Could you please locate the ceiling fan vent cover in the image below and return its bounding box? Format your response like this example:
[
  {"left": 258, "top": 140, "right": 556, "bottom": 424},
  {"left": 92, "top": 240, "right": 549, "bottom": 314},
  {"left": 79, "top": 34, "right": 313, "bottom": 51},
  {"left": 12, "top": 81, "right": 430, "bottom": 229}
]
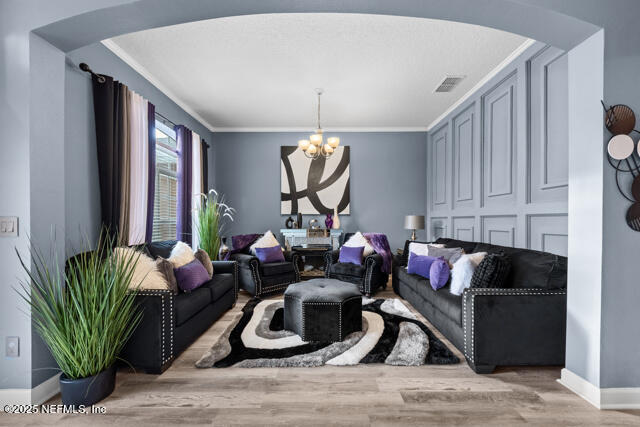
[{"left": 434, "top": 75, "right": 466, "bottom": 93}]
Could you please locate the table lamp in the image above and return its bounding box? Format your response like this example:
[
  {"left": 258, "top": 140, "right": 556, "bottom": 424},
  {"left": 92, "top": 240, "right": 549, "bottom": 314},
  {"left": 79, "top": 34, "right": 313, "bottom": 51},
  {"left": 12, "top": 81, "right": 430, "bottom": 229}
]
[{"left": 404, "top": 215, "right": 425, "bottom": 241}]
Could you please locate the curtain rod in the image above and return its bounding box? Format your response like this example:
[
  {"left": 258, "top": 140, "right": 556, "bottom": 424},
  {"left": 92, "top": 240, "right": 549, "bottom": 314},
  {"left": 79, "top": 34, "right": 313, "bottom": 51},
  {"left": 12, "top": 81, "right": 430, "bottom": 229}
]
[{"left": 80, "top": 62, "right": 210, "bottom": 149}]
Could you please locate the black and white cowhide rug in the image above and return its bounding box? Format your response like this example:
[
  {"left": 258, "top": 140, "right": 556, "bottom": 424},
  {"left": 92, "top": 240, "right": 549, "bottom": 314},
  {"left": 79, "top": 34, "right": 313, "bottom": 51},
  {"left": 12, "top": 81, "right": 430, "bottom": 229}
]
[{"left": 195, "top": 298, "right": 459, "bottom": 368}]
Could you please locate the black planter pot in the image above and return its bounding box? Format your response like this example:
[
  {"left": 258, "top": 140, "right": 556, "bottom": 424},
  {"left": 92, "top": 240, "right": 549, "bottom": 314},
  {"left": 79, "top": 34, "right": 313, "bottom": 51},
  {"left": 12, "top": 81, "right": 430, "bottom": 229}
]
[{"left": 59, "top": 365, "right": 116, "bottom": 406}]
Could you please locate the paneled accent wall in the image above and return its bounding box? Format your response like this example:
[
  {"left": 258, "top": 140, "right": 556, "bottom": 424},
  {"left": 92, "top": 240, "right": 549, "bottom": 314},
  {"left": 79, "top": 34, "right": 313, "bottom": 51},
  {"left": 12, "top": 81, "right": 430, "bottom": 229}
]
[{"left": 426, "top": 43, "right": 568, "bottom": 256}]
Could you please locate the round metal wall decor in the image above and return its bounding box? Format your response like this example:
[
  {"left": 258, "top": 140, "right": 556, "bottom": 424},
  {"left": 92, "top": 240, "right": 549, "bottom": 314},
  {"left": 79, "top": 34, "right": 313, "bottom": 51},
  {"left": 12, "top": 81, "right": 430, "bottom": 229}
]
[
  {"left": 604, "top": 104, "right": 636, "bottom": 135},
  {"left": 632, "top": 175, "right": 640, "bottom": 202},
  {"left": 607, "top": 134, "right": 635, "bottom": 160},
  {"left": 626, "top": 203, "right": 640, "bottom": 231}
]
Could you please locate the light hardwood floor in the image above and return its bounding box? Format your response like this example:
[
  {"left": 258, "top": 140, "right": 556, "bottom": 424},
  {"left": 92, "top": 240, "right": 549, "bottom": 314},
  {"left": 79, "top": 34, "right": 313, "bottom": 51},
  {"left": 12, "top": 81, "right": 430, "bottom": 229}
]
[{"left": 4, "top": 287, "right": 640, "bottom": 426}]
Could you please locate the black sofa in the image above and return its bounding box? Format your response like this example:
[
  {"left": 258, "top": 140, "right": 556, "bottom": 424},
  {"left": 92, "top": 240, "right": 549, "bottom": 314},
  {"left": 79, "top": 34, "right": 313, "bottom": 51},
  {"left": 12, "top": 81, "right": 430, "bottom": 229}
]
[
  {"left": 324, "top": 233, "right": 388, "bottom": 296},
  {"left": 393, "top": 238, "right": 567, "bottom": 374},
  {"left": 228, "top": 237, "right": 300, "bottom": 297},
  {"left": 120, "top": 240, "right": 238, "bottom": 374}
]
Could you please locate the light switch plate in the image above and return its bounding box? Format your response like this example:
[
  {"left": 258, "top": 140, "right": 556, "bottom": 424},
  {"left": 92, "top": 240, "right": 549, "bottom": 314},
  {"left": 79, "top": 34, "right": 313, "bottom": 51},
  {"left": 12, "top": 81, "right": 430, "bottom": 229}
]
[
  {"left": 0, "top": 217, "right": 18, "bottom": 237},
  {"left": 6, "top": 336, "right": 19, "bottom": 357}
]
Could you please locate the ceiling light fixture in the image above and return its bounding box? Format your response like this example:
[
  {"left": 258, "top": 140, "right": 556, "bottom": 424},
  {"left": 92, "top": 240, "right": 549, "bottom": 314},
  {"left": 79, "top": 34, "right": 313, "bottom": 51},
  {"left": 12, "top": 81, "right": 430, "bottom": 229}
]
[{"left": 298, "top": 88, "right": 340, "bottom": 159}]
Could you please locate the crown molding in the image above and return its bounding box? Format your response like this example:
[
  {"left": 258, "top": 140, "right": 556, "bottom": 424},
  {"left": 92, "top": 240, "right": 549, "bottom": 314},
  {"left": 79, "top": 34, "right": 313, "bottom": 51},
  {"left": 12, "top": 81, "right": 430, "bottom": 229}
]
[
  {"left": 426, "top": 38, "right": 536, "bottom": 131},
  {"left": 211, "top": 127, "right": 428, "bottom": 133},
  {"left": 101, "top": 39, "right": 218, "bottom": 132}
]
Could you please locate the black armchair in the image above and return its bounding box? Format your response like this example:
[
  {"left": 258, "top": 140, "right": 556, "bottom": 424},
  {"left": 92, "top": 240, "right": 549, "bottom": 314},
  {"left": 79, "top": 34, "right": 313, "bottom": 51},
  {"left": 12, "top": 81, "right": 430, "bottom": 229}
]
[
  {"left": 323, "top": 234, "right": 388, "bottom": 296},
  {"left": 229, "top": 246, "right": 300, "bottom": 297}
]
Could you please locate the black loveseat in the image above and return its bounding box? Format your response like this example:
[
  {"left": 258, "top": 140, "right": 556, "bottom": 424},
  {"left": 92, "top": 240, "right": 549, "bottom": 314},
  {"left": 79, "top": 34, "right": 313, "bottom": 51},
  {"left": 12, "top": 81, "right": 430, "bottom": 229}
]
[
  {"left": 324, "top": 233, "right": 388, "bottom": 296},
  {"left": 120, "top": 240, "right": 238, "bottom": 373},
  {"left": 393, "top": 238, "right": 567, "bottom": 374},
  {"left": 228, "top": 237, "right": 300, "bottom": 297}
]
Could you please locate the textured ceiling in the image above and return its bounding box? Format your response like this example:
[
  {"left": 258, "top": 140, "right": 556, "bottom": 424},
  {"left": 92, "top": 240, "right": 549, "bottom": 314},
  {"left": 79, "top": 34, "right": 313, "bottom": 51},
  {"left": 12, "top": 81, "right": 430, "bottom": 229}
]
[{"left": 106, "top": 13, "right": 528, "bottom": 131}]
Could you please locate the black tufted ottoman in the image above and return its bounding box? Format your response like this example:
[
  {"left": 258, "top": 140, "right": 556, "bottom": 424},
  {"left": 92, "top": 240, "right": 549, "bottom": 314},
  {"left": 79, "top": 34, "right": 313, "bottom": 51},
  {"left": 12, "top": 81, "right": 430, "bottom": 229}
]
[{"left": 284, "top": 278, "right": 362, "bottom": 342}]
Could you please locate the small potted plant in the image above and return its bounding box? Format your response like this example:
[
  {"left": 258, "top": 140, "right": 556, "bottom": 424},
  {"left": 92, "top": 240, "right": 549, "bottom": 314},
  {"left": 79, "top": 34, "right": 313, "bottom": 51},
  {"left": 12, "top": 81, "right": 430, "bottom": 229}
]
[
  {"left": 195, "top": 189, "right": 235, "bottom": 260},
  {"left": 16, "top": 232, "right": 142, "bottom": 406}
]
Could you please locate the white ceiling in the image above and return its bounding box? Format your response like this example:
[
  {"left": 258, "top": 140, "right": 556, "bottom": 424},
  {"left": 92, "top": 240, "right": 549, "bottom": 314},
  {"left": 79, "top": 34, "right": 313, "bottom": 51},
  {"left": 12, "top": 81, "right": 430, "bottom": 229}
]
[{"left": 105, "top": 13, "right": 528, "bottom": 132}]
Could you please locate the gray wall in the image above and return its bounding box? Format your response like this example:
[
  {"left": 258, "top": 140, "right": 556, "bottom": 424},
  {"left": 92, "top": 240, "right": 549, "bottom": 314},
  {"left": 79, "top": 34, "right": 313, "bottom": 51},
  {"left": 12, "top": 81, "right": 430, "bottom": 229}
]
[
  {"left": 64, "top": 42, "right": 215, "bottom": 251},
  {"left": 213, "top": 132, "right": 426, "bottom": 250},
  {"left": 426, "top": 42, "right": 568, "bottom": 257}
]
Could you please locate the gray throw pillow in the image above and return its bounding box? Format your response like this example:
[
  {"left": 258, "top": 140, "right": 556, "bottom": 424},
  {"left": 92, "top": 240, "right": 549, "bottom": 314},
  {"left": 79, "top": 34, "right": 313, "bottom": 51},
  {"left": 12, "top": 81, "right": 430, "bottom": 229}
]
[
  {"left": 428, "top": 246, "right": 464, "bottom": 266},
  {"left": 156, "top": 257, "right": 179, "bottom": 294},
  {"left": 194, "top": 249, "right": 214, "bottom": 278}
]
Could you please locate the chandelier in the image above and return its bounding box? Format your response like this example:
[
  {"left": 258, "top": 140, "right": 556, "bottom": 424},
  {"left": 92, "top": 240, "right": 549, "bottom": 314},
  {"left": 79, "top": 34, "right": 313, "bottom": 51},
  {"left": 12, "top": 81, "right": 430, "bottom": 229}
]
[{"left": 298, "top": 89, "right": 340, "bottom": 159}]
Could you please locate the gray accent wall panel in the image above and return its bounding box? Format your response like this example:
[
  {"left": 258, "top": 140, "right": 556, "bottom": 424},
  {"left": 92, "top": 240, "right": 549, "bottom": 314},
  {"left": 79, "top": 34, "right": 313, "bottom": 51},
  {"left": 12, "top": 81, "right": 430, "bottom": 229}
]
[
  {"left": 453, "top": 216, "right": 475, "bottom": 241},
  {"left": 427, "top": 42, "right": 568, "bottom": 256},
  {"left": 452, "top": 105, "right": 475, "bottom": 210},
  {"left": 430, "top": 125, "right": 448, "bottom": 211},
  {"left": 529, "top": 46, "right": 569, "bottom": 204},
  {"left": 527, "top": 214, "right": 568, "bottom": 256},
  {"left": 482, "top": 72, "right": 517, "bottom": 207}
]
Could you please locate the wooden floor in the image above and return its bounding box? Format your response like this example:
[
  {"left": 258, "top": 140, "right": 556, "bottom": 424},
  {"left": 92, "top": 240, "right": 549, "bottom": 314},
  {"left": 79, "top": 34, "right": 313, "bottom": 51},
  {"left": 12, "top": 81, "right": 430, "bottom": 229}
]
[{"left": 5, "top": 288, "right": 640, "bottom": 426}]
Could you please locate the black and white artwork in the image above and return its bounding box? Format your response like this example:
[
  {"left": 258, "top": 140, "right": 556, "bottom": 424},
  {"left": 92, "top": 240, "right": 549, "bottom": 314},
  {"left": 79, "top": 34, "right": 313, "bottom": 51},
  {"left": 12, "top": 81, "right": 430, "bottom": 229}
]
[{"left": 280, "top": 146, "right": 350, "bottom": 215}]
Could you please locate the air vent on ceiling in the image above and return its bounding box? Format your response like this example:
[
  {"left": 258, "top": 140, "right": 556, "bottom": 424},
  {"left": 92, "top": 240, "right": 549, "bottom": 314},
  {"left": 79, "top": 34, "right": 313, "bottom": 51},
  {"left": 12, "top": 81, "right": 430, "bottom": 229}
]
[{"left": 434, "top": 75, "right": 466, "bottom": 93}]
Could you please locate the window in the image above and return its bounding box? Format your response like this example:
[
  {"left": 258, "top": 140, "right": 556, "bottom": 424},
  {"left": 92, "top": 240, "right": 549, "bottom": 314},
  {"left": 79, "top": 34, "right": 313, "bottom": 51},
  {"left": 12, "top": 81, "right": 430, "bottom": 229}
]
[{"left": 152, "top": 118, "right": 178, "bottom": 241}]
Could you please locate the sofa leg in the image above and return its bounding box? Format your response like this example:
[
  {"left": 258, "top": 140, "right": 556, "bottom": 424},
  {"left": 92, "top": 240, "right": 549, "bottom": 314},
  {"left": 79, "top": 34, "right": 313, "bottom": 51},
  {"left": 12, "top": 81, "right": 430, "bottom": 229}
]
[{"left": 467, "top": 360, "right": 496, "bottom": 374}]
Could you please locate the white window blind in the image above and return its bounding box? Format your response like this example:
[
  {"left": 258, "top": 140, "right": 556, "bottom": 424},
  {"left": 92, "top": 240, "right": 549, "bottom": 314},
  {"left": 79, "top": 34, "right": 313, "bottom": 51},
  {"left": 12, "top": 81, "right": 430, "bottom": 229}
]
[{"left": 152, "top": 119, "right": 178, "bottom": 241}]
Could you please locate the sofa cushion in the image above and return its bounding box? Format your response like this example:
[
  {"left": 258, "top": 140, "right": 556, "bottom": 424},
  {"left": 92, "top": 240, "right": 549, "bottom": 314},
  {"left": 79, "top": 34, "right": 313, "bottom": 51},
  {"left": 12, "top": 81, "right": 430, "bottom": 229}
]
[
  {"left": 470, "top": 252, "right": 512, "bottom": 289},
  {"left": 435, "top": 238, "right": 478, "bottom": 255},
  {"left": 474, "top": 242, "right": 567, "bottom": 289},
  {"left": 260, "top": 261, "right": 294, "bottom": 276},
  {"left": 331, "top": 262, "right": 366, "bottom": 277},
  {"left": 175, "top": 286, "right": 212, "bottom": 326},
  {"left": 202, "top": 273, "right": 235, "bottom": 301},
  {"left": 146, "top": 240, "right": 178, "bottom": 259},
  {"left": 396, "top": 268, "right": 462, "bottom": 325}
]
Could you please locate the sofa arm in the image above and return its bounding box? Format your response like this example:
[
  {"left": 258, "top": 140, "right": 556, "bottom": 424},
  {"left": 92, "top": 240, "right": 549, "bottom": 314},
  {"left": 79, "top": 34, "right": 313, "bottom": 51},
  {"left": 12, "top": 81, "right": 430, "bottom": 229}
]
[
  {"left": 229, "top": 252, "right": 259, "bottom": 269},
  {"left": 212, "top": 260, "right": 239, "bottom": 300},
  {"left": 324, "top": 250, "right": 340, "bottom": 277},
  {"left": 462, "top": 288, "right": 567, "bottom": 373},
  {"left": 363, "top": 253, "right": 388, "bottom": 295},
  {"left": 121, "top": 289, "right": 174, "bottom": 374},
  {"left": 283, "top": 250, "right": 299, "bottom": 263}
]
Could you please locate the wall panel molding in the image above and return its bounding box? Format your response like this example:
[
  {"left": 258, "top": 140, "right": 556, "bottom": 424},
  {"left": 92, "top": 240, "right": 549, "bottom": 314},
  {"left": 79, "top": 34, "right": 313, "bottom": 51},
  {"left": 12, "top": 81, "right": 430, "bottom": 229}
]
[
  {"left": 427, "top": 42, "right": 568, "bottom": 256},
  {"left": 452, "top": 104, "right": 475, "bottom": 210},
  {"left": 482, "top": 71, "right": 517, "bottom": 207},
  {"left": 528, "top": 45, "right": 569, "bottom": 204},
  {"left": 430, "top": 124, "right": 449, "bottom": 211}
]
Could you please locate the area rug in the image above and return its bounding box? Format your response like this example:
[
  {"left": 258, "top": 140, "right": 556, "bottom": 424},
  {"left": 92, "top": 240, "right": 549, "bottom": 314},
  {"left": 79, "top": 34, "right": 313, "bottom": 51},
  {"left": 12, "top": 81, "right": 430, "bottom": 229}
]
[{"left": 195, "top": 297, "right": 459, "bottom": 368}]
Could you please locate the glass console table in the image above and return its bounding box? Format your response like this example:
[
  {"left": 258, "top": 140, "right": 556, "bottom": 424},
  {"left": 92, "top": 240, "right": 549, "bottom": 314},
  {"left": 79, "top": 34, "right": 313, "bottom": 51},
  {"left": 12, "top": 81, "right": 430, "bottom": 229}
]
[{"left": 280, "top": 229, "right": 343, "bottom": 280}]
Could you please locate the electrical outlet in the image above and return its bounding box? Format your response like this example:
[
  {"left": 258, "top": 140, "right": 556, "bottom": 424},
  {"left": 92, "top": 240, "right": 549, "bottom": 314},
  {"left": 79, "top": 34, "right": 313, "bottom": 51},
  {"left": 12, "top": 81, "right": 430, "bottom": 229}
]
[
  {"left": 6, "top": 336, "right": 19, "bottom": 357},
  {"left": 0, "top": 217, "right": 18, "bottom": 237}
]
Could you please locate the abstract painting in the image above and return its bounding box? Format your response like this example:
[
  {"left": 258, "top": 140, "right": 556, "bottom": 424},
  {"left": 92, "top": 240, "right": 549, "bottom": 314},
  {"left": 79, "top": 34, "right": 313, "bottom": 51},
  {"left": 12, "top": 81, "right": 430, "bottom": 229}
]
[{"left": 280, "top": 146, "right": 350, "bottom": 215}]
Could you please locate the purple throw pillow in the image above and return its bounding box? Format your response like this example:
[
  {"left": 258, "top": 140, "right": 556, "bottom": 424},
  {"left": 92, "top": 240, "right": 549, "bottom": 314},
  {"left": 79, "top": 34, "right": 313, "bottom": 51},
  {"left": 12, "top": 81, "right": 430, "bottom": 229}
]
[
  {"left": 429, "top": 258, "right": 451, "bottom": 290},
  {"left": 407, "top": 253, "right": 440, "bottom": 279},
  {"left": 339, "top": 246, "right": 365, "bottom": 265},
  {"left": 174, "top": 259, "right": 211, "bottom": 292},
  {"left": 255, "top": 245, "right": 285, "bottom": 263}
]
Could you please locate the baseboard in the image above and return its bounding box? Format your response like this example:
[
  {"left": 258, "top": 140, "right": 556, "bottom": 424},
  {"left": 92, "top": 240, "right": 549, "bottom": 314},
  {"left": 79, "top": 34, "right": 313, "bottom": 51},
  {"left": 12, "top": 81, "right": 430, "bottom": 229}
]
[
  {"left": 0, "top": 374, "right": 60, "bottom": 407},
  {"left": 32, "top": 373, "right": 61, "bottom": 404},
  {"left": 558, "top": 368, "right": 640, "bottom": 409}
]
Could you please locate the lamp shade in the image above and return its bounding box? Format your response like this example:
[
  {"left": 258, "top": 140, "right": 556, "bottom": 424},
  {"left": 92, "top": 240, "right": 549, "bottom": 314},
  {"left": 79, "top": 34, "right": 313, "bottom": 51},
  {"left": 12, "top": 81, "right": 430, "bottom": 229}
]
[{"left": 404, "top": 215, "right": 425, "bottom": 230}]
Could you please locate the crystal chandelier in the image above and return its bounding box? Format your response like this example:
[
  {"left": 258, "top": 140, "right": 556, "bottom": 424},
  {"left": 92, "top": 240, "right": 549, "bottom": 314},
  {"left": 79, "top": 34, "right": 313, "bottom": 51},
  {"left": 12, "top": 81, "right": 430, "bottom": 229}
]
[{"left": 298, "top": 89, "right": 340, "bottom": 159}]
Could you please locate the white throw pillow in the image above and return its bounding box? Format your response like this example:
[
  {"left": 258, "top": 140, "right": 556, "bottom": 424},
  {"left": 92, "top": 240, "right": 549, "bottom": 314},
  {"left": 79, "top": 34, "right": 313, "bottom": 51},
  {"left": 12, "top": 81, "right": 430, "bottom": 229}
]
[
  {"left": 449, "top": 252, "right": 487, "bottom": 296},
  {"left": 169, "top": 241, "right": 195, "bottom": 268},
  {"left": 344, "top": 232, "right": 375, "bottom": 257},
  {"left": 250, "top": 230, "right": 282, "bottom": 255},
  {"left": 407, "top": 242, "right": 444, "bottom": 264},
  {"left": 115, "top": 247, "right": 170, "bottom": 291}
]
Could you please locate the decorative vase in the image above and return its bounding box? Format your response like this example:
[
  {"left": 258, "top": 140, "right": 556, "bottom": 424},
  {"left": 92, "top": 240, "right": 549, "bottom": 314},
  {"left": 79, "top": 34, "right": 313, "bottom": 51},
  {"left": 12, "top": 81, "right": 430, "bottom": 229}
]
[
  {"left": 285, "top": 216, "right": 294, "bottom": 229},
  {"left": 296, "top": 212, "right": 303, "bottom": 229},
  {"left": 59, "top": 365, "right": 116, "bottom": 406},
  {"left": 218, "top": 237, "right": 230, "bottom": 260},
  {"left": 325, "top": 213, "right": 333, "bottom": 229},
  {"left": 332, "top": 207, "right": 340, "bottom": 230}
]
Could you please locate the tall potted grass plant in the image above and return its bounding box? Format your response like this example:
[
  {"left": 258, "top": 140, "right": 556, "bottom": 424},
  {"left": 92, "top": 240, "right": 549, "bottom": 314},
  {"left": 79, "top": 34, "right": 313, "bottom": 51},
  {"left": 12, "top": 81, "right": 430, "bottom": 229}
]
[
  {"left": 16, "top": 232, "right": 142, "bottom": 406},
  {"left": 195, "top": 189, "right": 235, "bottom": 260}
]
